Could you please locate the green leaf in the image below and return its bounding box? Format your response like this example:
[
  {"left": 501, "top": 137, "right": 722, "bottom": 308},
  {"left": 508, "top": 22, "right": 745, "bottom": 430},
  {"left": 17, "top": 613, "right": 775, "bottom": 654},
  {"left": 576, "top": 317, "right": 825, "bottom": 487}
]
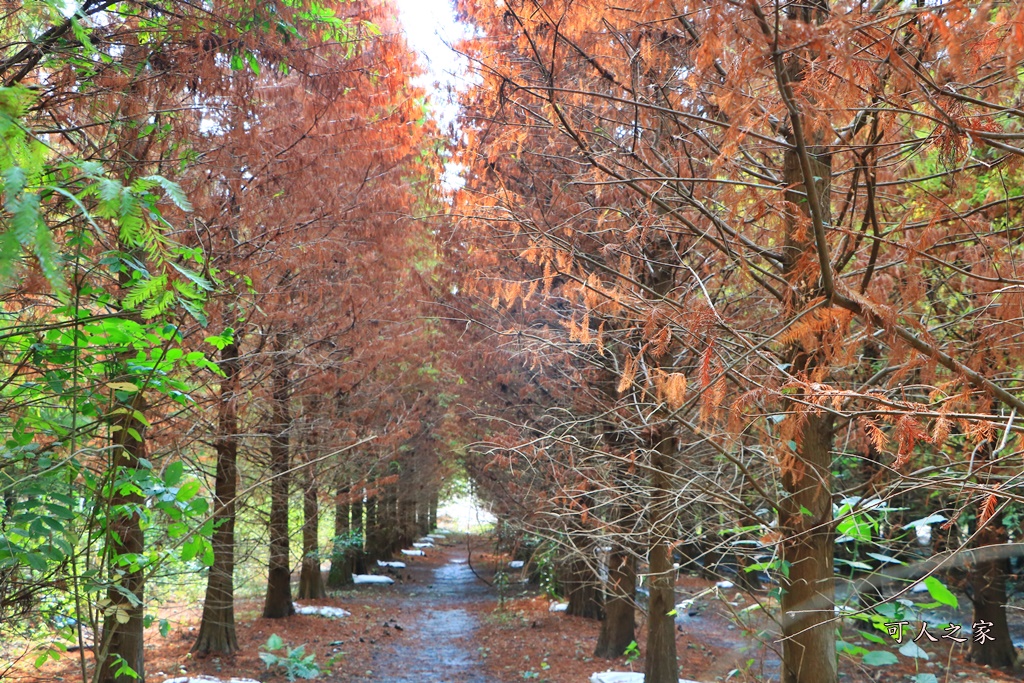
[
  {"left": 836, "top": 640, "right": 868, "bottom": 657},
  {"left": 898, "top": 641, "right": 929, "bottom": 660},
  {"left": 862, "top": 650, "right": 898, "bottom": 666},
  {"left": 3, "top": 166, "right": 27, "bottom": 197},
  {"left": 180, "top": 536, "right": 202, "bottom": 562},
  {"left": 175, "top": 479, "right": 201, "bottom": 502},
  {"left": 169, "top": 261, "right": 211, "bottom": 291},
  {"left": 205, "top": 328, "right": 234, "bottom": 350},
  {"left": 901, "top": 514, "right": 945, "bottom": 529},
  {"left": 140, "top": 175, "right": 193, "bottom": 212},
  {"left": 163, "top": 461, "right": 184, "bottom": 487},
  {"left": 10, "top": 191, "right": 41, "bottom": 246},
  {"left": 837, "top": 514, "right": 873, "bottom": 542},
  {"left": 834, "top": 558, "right": 872, "bottom": 570},
  {"left": 24, "top": 552, "right": 48, "bottom": 571},
  {"left": 246, "top": 51, "right": 261, "bottom": 76},
  {"left": 923, "top": 576, "right": 958, "bottom": 608}
]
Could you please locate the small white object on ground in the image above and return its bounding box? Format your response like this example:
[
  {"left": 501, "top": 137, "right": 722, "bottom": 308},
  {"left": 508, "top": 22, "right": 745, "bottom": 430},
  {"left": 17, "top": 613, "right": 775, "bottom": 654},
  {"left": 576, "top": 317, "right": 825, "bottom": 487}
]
[
  {"left": 911, "top": 582, "right": 929, "bottom": 593},
  {"left": 353, "top": 574, "right": 395, "bottom": 584},
  {"left": 549, "top": 602, "right": 568, "bottom": 612},
  {"left": 509, "top": 560, "right": 525, "bottom": 569},
  {"left": 294, "top": 604, "right": 351, "bottom": 618},
  {"left": 377, "top": 560, "right": 406, "bottom": 568},
  {"left": 163, "top": 678, "right": 261, "bottom": 683},
  {"left": 589, "top": 673, "right": 703, "bottom": 683},
  {"left": 401, "top": 549, "right": 426, "bottom": 556},
  {"left": 412, "top": 542, "right": 434, "bottom": 548},
  {"left": 715, "top": 580, "right": 734, "bottom": 589},
  {"left": 427, "top": 533, "right": 447, "bottom": 540}
]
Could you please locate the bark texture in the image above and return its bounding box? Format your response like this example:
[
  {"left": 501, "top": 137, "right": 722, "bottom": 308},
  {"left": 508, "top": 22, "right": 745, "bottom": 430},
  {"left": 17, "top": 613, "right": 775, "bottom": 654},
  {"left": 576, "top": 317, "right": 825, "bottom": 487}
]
[
  {"left": 298, "top": 464, "right": 326, "bottom": 599},
  {"left": 644, "top": 434, "right": 678, "bottom": 683},
  {"left": 263, "top": 332, "right": 295, "bottom": 619},
  {"left": 594, "top": 549, "right": 636, "bottom": 659},
  {"left": 327, "top": 488, "right": 353, "bottom": 589},
  {"left": 96, "top": 392, "right": 147, "bottom": 683},
  {"left": 564, "top": 554, "right": 604, "bottom": 620},
  {"left": 193, "top": 336, "right": 241, "bottom": 654}
]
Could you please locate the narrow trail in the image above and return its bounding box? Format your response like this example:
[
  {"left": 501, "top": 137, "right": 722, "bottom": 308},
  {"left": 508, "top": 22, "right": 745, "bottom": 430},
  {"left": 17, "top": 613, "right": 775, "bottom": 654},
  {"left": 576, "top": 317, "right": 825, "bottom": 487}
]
[{"left": 368, "top": 536, "right": 494, "bottom": 682}]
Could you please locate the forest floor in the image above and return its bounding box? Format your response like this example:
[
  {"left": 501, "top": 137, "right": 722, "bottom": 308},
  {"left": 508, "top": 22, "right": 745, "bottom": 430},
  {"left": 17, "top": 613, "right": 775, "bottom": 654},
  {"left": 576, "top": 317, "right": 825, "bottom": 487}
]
[{"left": 10, "top": 531, "right": 1024, "bottom": 682}]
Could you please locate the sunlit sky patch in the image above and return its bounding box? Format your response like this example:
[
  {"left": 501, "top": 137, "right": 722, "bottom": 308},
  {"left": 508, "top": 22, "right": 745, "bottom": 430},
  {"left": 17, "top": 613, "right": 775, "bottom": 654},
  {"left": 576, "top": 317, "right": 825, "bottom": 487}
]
[{"left": 394, "top": 0, "right": 470, "bottom": 129}]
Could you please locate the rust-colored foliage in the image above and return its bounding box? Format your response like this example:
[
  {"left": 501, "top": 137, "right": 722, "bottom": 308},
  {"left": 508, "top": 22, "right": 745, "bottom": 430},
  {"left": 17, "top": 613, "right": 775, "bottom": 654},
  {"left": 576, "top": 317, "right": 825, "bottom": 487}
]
[{"left": 452, "top": 0, "right": 1024, "bottom": 679}]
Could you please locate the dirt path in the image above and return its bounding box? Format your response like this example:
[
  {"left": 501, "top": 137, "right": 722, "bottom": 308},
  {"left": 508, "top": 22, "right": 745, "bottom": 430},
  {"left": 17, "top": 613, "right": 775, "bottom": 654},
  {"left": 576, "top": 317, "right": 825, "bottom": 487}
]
[{"left": 365, "top": 536, "right": 495, "bottom": 682}]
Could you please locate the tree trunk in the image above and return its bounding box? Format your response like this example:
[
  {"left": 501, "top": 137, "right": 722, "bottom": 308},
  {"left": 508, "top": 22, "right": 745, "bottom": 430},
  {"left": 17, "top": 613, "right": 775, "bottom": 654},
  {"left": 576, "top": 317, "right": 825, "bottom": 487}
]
[
  {"left": 428, "top": 491, "right": 438, "bottom": 531},
  {"left": 780, "top": 413, "right": 836, "bottom": 683},
  {"left": 355, "top": 495, "right": 370, "bottom": 574},
  {"left": 367, "top": 489, "right": 398, "bottom": 560},
  {"left": 193, "top": 335, "right": 241, "bottom": 654},
  {"left": 263, "top": 332, "right": 294, "bottom": 619},
  {"left": 776, "top": 6, "right": 838, "bottom": 673},
  {"left": 95, "top": 392, "right": 147, "bottom": 683},
  {"left": 298, "top": 464, "right": 325, "bottom": 599},
  {"left": 398, "top": 496, "right": 415, "bottom": 547},
  {"left": 364, "top": 496, "right": 381, "bottom": 562},
  {"left": 565, "top": 554, "right": 604, "bottom": 620},
  {"left": 594, "top": 549, "right": 636, "bottom": 658},
  {"left": 967, "top": 525, "right": 1018, "bottom": 669},
  {"left": 644, "top": 433, "right": 678, "bottom": 683},
  {"left": 352, "top": 493, "right": 364, "bottom": 536},
  {"left": 327, "top": 486, "right": 352, "bottom": 589},
  {"left": 966, "top": 440, "right": 1018, "bottom": 671}
]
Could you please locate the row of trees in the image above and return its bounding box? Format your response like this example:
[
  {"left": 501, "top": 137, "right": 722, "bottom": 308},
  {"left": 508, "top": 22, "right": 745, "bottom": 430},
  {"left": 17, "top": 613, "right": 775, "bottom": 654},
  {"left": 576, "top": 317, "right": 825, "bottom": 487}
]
[
  {"left": 451, "top": 1, "right": 1024, "bottom": 682},
  {"left": 0, "top": 1, "right": 461, "bottom": 681}
]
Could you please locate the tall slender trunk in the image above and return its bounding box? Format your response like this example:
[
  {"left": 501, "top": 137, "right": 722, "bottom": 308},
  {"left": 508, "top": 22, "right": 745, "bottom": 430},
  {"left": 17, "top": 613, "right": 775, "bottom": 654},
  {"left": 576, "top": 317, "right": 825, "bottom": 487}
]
[
  {"left": 644, "top": 433, "right": 678, "bottom": 683},
  {"left": 364, "top": 495, "right": 380, "bottom": 560},
  {"left": 352, "top": 493, "right": 363, "bottom": 537},
  {"left": 967, "top": 525, "right": 1017, "bottom": 668},
  {"left": 564, "top": 551, "right": 604, "bottom": 620},
  {"left": 354, "top": 494, "right": 369, "bottom": 574},
  {"left": 263, "top": 332, "right": 294, "bottom": 618},
  {"left": 96, "top": 393, "right": 147, "bottom": 683},
  {"left": 775, "top": 4, "right": 837, "bottom": 674},
  {"left": 96, "top": 48, "right": 151, "bottom": 682},
  {"left": 427, "top": 491, "right": 438, "bottom": 531},
  {"left": 967, "top": 440, "right": 1018, "bottom": 669},
  {"left": 327, "top": 484, "right": 352, "bottom": 589},
  {"left": 398, "top": 496, "right": 415, "bottom": 547},
  {"left": 367, "top": 488, "right": 397, "bottom": 560},
  {"left": 298, "top": 463, "right": 325, "bottom": 599},
  {"left": 594, "top": 548, "right": 636, "bottom": 658},
  {"left": 779, "top": 414, "right": 835, "bottom": 683},
  {"left": 193, "top": 335, "right": 241, "bottom": 654}
]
